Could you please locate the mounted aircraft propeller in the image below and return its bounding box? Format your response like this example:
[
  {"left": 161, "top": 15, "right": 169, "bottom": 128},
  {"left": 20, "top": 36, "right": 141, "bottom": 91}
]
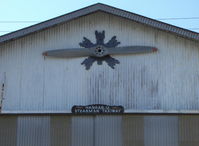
[{"left": 43, "top": 30, "right": 158, "bottom": 70}]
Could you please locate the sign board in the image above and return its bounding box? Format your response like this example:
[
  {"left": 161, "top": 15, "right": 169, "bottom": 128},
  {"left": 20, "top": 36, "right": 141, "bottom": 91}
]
[{"left": 72, "top": 104, "right": 124, "bottom": 114}]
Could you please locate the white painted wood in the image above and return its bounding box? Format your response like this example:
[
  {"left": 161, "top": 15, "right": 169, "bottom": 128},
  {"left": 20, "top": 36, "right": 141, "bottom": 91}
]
[{"left": 0, "top": 12, "right": 199, "bottom": 113}]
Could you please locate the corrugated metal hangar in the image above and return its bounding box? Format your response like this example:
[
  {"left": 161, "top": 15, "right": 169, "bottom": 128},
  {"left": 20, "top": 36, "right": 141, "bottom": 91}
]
[{"left": 0, "top": 3, "right": 199, "bottom": 146}]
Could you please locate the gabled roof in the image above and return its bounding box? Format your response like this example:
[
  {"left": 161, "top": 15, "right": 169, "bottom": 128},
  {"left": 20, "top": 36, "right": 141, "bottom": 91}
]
[{"left": 0, "top": 3, "right": 199, "bottom": 44}]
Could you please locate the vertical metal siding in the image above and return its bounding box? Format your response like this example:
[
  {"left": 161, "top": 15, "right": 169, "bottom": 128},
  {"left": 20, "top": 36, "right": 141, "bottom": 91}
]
[
  {"left": 144, "top": 116, "right": 178, "bottom": 146},
  {"left": 71, "top": 116, "right": 94, "bottom": 146},
  {"left": 95, "top": 116, "right": 122, "bottom": 146},
  {"left": 19, "top": 35, "right": 45, "bottom": 111},
  {"left": 0, "top": 41, "right": 22, "bottom": 112},
  {"left": 179, "top": 116, "right": 199, "bottom": 146},
  {"left": 1, "top": 115, "right": 199, "bottom": 145},
  {"left": 50, "top": 116, "right": 71, "bottom": 146},
  {"left": 122, "top": 116, "right": 144, "bottom": 146},
  {"left": 17, "top": 116, "right": 50, "bottom": 146},
  {"left": 0, "top": 115, "right": 17, "bottom": 146},
  {"left": 0, "top": 12, "right": 199, "bottom": 113}
]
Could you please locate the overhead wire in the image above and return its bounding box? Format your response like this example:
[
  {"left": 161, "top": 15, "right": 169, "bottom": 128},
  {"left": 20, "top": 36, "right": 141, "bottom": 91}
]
[
  {"left": 157, "top": 17, "right": 199, "bottom": 20},
  {"left": 0, "top": 21, "right": 41, "bottom": 23},
  {"left": 0, "top": 17, "right": 198, "bottom": 23},
  {"left": 0, "top": 17, "right": 198, "bottom": 33}
]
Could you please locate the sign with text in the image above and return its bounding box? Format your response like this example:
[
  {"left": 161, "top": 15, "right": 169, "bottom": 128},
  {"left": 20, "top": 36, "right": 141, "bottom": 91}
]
[{"left": 72, "top": 104, "right": 124, "bottom": 114}]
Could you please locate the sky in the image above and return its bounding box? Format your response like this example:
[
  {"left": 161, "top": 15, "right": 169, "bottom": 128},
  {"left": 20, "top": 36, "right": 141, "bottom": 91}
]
[{"left": 0, "top": 0, "right": 199, "bottom": 36}]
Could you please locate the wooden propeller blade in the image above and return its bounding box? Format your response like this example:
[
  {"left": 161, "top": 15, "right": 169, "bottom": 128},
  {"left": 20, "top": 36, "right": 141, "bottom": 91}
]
[
  {"left": 43, "top": 48, "right": 92, "bottom": 58},
  {"left": 108, "top": 46, "right": 157, "bottom": 55},
  {"left": 43, "top": 46, "right": 157, "bottom": 58}
]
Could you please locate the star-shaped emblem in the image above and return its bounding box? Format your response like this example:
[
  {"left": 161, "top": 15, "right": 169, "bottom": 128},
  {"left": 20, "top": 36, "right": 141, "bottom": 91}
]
[{"left": 79, "top": 31, "right": 120, "bottom": 70}]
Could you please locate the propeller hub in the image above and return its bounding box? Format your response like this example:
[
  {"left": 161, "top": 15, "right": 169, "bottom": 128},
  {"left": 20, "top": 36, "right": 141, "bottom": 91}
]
[{"left": 91, "top": 45, "right": 108, "bottom": 57}]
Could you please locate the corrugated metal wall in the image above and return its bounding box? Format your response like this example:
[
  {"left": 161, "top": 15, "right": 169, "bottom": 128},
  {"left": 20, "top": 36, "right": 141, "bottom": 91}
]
[
  {"left": 17, "top": 116, "right": 50, "bottom": 146},
  {"left": 71, "top": 116, "right": 94, "bottom": 146},
  {"left": 0, "top": 12, "right": 199, "bottom": 113},
  {"left": 51, "top": 116, "right": 71, "bottom": 146},
  {"left": 0, "top": 115, "right": 199, "bottom": 146},
  {"left": 0, "top": 116, "right": 17, "bottom": 146}
]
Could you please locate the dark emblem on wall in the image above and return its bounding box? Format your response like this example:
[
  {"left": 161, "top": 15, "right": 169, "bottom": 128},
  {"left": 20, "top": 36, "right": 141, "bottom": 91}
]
[
  {"left": 43, "top": 30, "right": 157, "bottom": 70},
  {"left": 79, "top": 31, "right": 120, "bottom": 69},
  {"left": 72, "top": 104, "right": 124, "bottom": 114}
]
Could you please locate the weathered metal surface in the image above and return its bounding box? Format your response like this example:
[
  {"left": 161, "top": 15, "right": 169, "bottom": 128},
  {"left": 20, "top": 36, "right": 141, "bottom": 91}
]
[
  {"left": 0, "top": 115, "right": 199, "bottom": 146},
  {"left": 50, "top": 116, "right": 71, "bottom": 146},
  {"left": 0, "top": 3, "right": 198, "bottom": 44},
  {"left": 95, "top": 116, "right": 122, "bottom": 146},
  {"left": 0, "top": 72, "right": 6, "bottom": 112},
  {"left": 0, "top": 115, "right": 17, "bottom": 146},
  {"left": 0, "top": 115, "right": 71, "bottom": 146},
  {"left": 122, "top": 116, "right": 144, "bottom": 146},
  {"left": 17, "top": 116, "right": 50, "bottom": 146},
  {"left": 144, "top": 116, "right": 178, "bottom": 146},
  {"left": 71, "top": 116, "right": 94, "bottom": 146},
  {"left": 179, "top": 116, "right": 199, "bottom": 146},
  {"left": 0, "top": 12, "right": 199, "bottom": 113}
]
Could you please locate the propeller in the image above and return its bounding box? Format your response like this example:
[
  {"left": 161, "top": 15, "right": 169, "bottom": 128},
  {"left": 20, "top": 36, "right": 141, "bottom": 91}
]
[
  {"left": 42, "top": 30, "right": 158, "bottom": 70},
  {"left": 43, "top": 46, "right": 157, "bottom": 58}
]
